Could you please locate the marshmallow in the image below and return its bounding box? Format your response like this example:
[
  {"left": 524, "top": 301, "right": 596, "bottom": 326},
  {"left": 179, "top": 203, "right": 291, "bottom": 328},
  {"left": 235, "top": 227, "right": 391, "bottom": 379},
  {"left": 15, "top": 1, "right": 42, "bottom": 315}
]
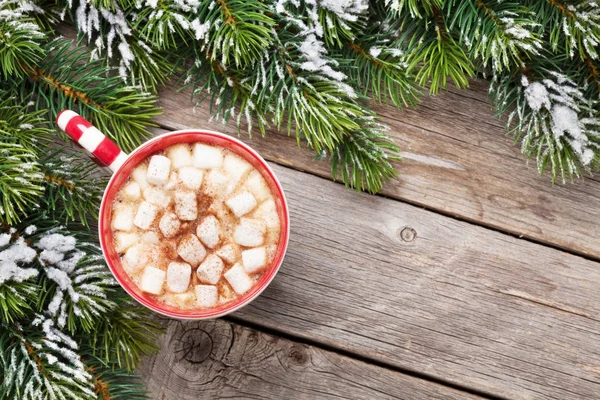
[
  {"left": 176, "top": 234, "right": 206, "bottom": 266},
  {"left": 146, "top": 155, "right": 171, "bottom": 186},
  {"left": 196, "top": 215, "right": 220, "bottom": 248},
  {"left": 164, "top": 171, "right": 178, "bottom": 190},
  {"left": 244, "top": 171, "right": 271, "bottom": 202},
  {"left": 223, "top": 154, "right": 252, "bottom": 183},
  {"left": 166, "top": 144, "right": 192, "bottom": 169},
  {"left": 122, "top": 181, "right": 141, "bottom": 201},
  {"left": 143, "top": 187, "right": 171, "bottom": 208},
  {"left": 141, "top": 231, "right": 160, "bottom": 244},
  {"left": 253, "top": 199, "right": 280, "bottom": 230},
  {"left": 226, "top": 191, "right": 257, "bottom": 217},
  {"left": 133, "top": 201, "right": 159, "bottom": 230},
  {"left": 196, "top": 254, "right": 224, "bottom": 284},
  {"left": 241, "top": 247, "right": 267, "bottom": 274},
  {"left": 233, "top": 218, "right": 266, "bottom": 247},
  {"left": 122, "top": 244, "right": 147, "bottom": 272},
  {"left": 178, "top": 167, "right": 204, "bottom": 190},
  {"left": 131, "top": 165, "right": 150, "bottom": 189},
  {"left": 204, "top": 170, "right": 228, "bottom": 195},
  {"left": 166, "top": 262, "right": 191, "bottom": 293},
  {"left": 216, "top": 243, "right": 239, "bottom": 264},
  {"left": 114, "top": 232, "right": 139, "bottom": 253},
  {"left": 195, "top": 285, "right": 218, "bottom": 308},
  {"left": 159, "top": 213, "right": 181, "bottom": 238},
  {"left": 140, "top": 265, "right": 166, "bottom": 294},
  {"left": 224, "top": 264, "right": 253, "bottom": 295},
  {"left": 193, "top": 144, "right": 223, "bottom": 168},
  {"left": 174, "top": 191, "right": 197, "bottom": 221},
  {"left": 112, "top": 205, "right": 135, "bottom": 231}
]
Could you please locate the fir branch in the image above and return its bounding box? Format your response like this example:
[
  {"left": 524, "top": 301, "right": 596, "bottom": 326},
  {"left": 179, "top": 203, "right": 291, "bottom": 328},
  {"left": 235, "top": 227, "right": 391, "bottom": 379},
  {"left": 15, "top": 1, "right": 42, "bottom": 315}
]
[
  {"left": 0, "top": 0, "right": 45, "bottom": 80},
  {"left": 23, "top": 38, "right": 161, "bottom": 153},
  {"left": 446, "top": 0, "right": 542, "bottom": 72},
  {"left": 490, "top": 67, "right": 600, "bottom": 182},
  {"left": 399, "top": 6, "right": 475, "bottom": 93},
  {"left": 39, "top": 151, "right": 107, "bottom": 226}
]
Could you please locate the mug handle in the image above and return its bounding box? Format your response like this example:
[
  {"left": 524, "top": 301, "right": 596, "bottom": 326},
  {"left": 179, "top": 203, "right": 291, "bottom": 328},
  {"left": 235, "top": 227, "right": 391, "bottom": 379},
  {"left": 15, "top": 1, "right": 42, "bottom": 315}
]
[{"left": 56, "top": 110, "right": 129, "bottom": 173}]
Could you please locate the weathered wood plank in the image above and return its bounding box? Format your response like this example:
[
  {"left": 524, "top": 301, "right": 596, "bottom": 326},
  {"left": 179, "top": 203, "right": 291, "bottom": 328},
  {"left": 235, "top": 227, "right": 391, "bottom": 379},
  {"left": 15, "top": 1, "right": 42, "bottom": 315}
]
[
  {"left": 155, "top": 82, "right": 600, "bottom": 259},
  {"left": 215, "top": 163, "right": 600, "bottom": 400},
  {"left": 137, "top": 318, "right": 481, "bottom": 399}
]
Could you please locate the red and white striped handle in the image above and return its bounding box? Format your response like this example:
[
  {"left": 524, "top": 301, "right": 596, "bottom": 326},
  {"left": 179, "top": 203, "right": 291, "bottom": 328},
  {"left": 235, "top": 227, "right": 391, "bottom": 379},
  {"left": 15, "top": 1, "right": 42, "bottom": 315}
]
[{"left": 56, "top": 110, "right": 128, "bottom": 172}]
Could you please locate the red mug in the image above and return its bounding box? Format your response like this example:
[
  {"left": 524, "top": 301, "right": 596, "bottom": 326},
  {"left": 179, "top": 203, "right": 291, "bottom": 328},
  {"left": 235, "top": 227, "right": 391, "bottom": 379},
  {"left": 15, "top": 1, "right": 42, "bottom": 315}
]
[{"left": 56, "top": 110, "right": 289, "bottom": 319}]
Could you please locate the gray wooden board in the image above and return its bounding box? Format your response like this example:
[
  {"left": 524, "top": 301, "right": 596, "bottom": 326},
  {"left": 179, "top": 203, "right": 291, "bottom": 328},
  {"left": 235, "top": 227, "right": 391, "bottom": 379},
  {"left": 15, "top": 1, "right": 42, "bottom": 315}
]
[
  {"left": 137, "top": 318, "right": 482, "bottom": 399},
  {"left": 218, "top": 163, "right": 599, "bottom": 400},
  {"left": 155, "top": 82, "right": 600, "bottom": 260}
]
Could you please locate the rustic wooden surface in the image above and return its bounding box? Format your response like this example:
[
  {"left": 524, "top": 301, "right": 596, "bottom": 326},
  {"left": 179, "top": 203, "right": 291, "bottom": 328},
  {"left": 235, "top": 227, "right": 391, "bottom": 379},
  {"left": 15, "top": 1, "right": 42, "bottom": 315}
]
[
  {"left": 155, "top": 81, "right": 600, "bottom": 260},
  {"left": 138, "top": 318, "right": 481, "bottom": 399},
  {"left": 135, "top": 81, "right": 600, "bottom": 399}
]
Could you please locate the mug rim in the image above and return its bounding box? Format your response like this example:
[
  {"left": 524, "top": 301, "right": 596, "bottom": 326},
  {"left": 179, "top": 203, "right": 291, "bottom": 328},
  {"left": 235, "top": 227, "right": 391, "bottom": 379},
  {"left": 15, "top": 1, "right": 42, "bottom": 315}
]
[{"left": 98, "top": 129, "right": 290, "bottom": 319}]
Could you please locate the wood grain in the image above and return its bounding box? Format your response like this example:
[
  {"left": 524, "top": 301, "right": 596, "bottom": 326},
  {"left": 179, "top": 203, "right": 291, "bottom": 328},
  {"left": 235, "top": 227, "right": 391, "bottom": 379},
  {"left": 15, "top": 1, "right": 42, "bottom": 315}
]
[
  {"left": 137, "top": 318, "right": 481, "bottom": 399},
  {"left": 216, "top": 163, "right": 600, "bottom": 400},
  {"left": 155, "top": 82, "right": 600, "bottom": 260}
]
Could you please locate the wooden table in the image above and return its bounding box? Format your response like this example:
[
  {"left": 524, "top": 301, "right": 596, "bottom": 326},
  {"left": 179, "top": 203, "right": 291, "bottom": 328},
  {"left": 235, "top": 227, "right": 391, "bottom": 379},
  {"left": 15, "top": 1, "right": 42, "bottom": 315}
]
[{"left": 137, "top": 80, "right": 600, "bottom": 399}]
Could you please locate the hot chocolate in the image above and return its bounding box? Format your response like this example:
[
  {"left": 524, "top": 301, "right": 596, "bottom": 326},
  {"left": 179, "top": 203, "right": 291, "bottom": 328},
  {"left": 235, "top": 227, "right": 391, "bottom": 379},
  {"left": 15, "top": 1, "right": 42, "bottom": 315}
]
[{"left": 110, "top": 142, "right": 281, "bottom": 310}]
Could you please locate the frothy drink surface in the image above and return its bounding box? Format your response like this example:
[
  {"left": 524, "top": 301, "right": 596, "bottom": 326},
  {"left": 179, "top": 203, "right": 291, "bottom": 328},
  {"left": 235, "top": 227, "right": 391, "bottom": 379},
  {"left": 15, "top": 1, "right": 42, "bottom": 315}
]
[{"left": 111, "top": 143, "right": 281, "bottom": 310}]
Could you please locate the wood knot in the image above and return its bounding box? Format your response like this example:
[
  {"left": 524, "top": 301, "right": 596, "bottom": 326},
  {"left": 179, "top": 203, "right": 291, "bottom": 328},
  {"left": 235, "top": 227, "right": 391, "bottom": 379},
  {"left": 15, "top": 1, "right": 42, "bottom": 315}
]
[
  {"left": 287, "top": 344, "right": 309, "bottom": 367},
  {"left": 398, "top": 227, "right": 417, "bottom": 242},
  {"left": 173, "top": 328, "right": 213, "bottom": 364}
]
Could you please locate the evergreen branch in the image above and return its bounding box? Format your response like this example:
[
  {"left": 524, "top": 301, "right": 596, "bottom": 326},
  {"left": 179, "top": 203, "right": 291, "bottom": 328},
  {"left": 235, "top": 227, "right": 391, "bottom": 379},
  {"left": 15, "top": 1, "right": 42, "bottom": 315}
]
[
  {"left": 384, "top": 0, "right": 443, "bottom": 18},
  {"left": 200, "top": 0, "right": 275, "bottom": 68},
  {"left": 0, "top": 0, "right": 45, "bottom": 80},
  {"left": 0, "top": 281, "right": 36, "bottom": 323},
  {"left": 87, "top": 299, "right": 161, "bottom": 371},
  {"left": 39, "top": 151, "right": 107, "bottom": 226},
  {"left": 399, "top": 6, "right": 475, "bottom": 93},
  {"left": 490, "top": 67, "right": 600, "bottom": 182},
  {"left": 23, "top": 38, "right": 161, "bottom": 153},
  {"left": 446, "top": 0, "right": 542, "bottom": 72}
]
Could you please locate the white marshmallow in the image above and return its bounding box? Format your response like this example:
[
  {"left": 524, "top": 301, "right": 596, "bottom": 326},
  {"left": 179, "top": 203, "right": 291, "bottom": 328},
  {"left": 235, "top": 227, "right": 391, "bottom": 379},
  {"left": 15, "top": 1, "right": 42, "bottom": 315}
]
[
  {"left": 254, "top": 199, "right": 280, "bottom": 230},
  {"left": 141, "top": 231, "right": 160, "bottom": 244},
  {"left": 193, "top": 144, "right": 223, "bottom": 168},
  {"left": 223, "top": 154, "right": 252, "bottom": 183},
  {"left": 196, "top": 254, "right": 224, "bottom": 284},
  {"left": 224, "top": 264, "right": 253, "bottom": 295},
  {"left": 131, "top": 165, "right": 150, "bottom": 189},
  {"left": 146, "top": 155, "right": 171, "bottom": 186},
  {"left": 174, "top": 191, "right": 197, "bottom": 221},
  {"left": 177, "top": 234, "right": 206, "bottom": 266},
  {"left": 122, "top": 244, "right": 147, "bottom": 272},
  {"left": 244, "top": 171, "right": 271, "bottom": 202},
  {"left": 216, "top": 243, "right": 239, "bottom": 264},
  {"left": 112, "top": 205, "right": 135, "bottom": 231},
  {"left": 166, "top": 262, "right": 191, "bottom": 293},
  {"left": 164, "top": 171, "right": 178, "bottom": 190},
  {"left": 195, "top": 285, "right": 218, "bottom": 308},
  {"left": 226, "top": 191, "right": 257, "bottom": 217},
  {"left": 196, "top": 216, "right": 221, "bottom": 248},
  {"left": 159, "top": 213, "right": 181, "bottom": 238},
  {"left": 166, "top": 144, "right": 192, "bottom": 169},
  {"left": 178, "top": 167, "right": 204, "bottom": 190},
  {"left": 143, "top": 187, "right": 171, "bottom": 208},
  {"left": 204, "top": 170, "right": 228, "bottom": 195},
  {"left": 122, "top": 181, "right": 141, "bottom": 201},
  {"left": 114, "top": 232, "right": 139, "bottom": 253},
  {"left": 133, "top": 201, "right": 159, "bottom": 230},
  {"left": 140, "top": 265, "right": 166, "bottom": 295},
  {"left": 233, "top": 218, "right": 266, "bottom": 247},
  {"left": 241, "top": 247, "right": 267, "bottom": 274}
]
